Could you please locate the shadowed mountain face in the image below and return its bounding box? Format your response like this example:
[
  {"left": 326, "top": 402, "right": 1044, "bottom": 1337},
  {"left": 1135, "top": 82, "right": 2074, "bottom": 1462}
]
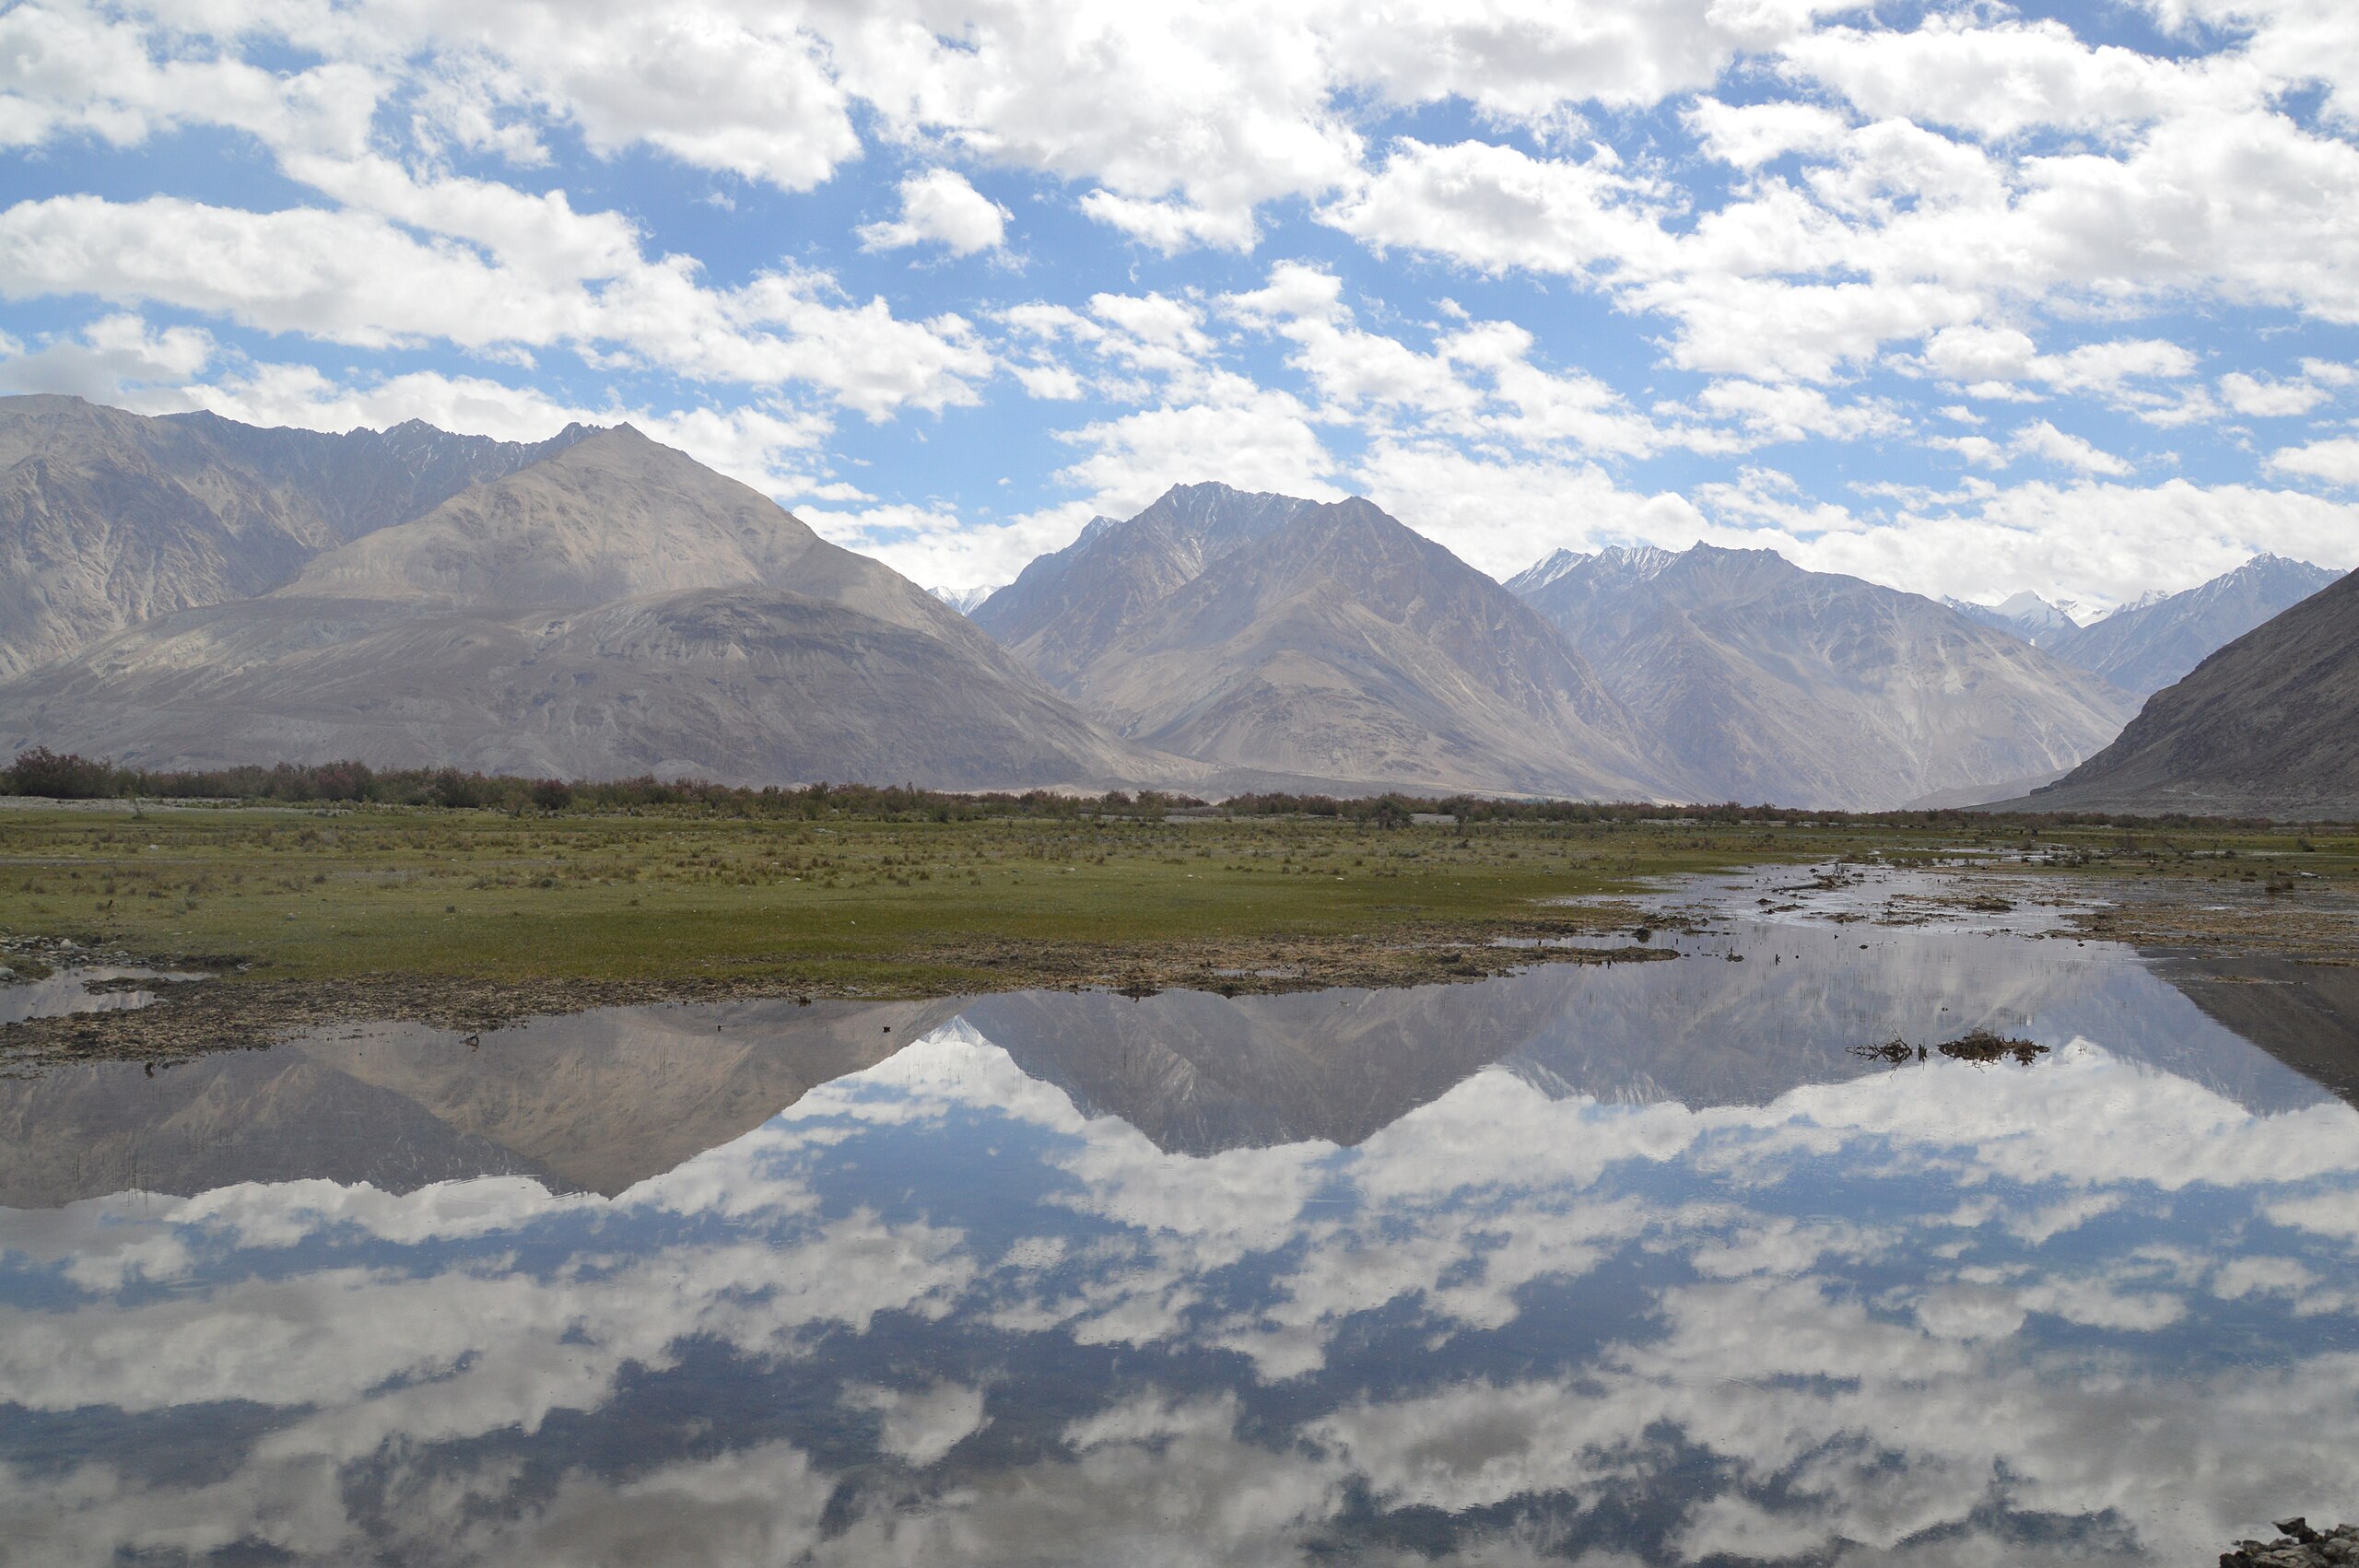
[
  {"left": 1514, "top": 544, "right": 2135, "bottom": 811},
  {"left": 0, "top": 394, "right": 594, "bottom": 681},
  {"left": 0, "top": 428, "right": 1180, "bottom": 789},
  {"left": 991, "top": 488, "right": 1676, "bottom": 799},
  {"left": 2010, "top": 564, "right": 2359, "bottom": 818},
  {"left": 972, "top": 482, "right": 1316, "bottom": 690},
  {"left": 2044, "top": 554, "right": 2344, "bottom": 696}
]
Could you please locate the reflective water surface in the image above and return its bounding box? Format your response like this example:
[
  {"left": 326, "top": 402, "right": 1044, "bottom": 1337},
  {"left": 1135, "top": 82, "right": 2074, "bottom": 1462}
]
[{"left": 5, "top": 903, "right": 2358, "bottom": 1565}]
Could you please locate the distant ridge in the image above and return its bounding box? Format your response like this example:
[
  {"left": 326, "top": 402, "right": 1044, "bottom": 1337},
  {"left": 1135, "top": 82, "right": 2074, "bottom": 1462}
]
[
  {"left": 1998, "top": 565, "right": 2358, "bottom": 818},
  {"left": 0, "top": 394, "right": 595, "bottom": 680},
  {"left": 973, "top": 482, "right": 1316, "bottom": 689},
  {"left": 1513, "top": 543, "right": 2134, "bottom": 811},
  {"left": 2044, "top": 554, "right": 2342, "bottom": 696},
  {"left": 995, "top": 487, "right": 1681, "bottom": 799},
  {"left": 0, "top": 427, "right": 1189, "bottom": 790}
]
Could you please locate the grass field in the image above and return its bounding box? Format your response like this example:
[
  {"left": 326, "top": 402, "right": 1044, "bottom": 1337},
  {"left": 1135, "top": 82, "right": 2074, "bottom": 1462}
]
[{"left": 2, "top": 801, "right": 2353, "bottom": 999}]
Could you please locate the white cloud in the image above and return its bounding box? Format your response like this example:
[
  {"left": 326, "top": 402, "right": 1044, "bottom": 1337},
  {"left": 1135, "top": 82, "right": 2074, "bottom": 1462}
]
[
  {"left": 0, "top": 311, "right": 213, "bottom": 402},
  {"left": 1050, "top": 375, "right": 1341, "bottom": 519},
  {"left": 1780, "top": 16, "right": 2216, "bottom": 141},
  {"left": 2221, "top": 369, "right": 2335, "bottom": 416},
  {"left": 858, "top": 170, "right": 1010, "bottom": 255},
  {"left": 0, "top": 193, "right": 991, "bottom": 417},
  {"left": 2013, "top": 418, "right": 2135, "bottom": 477},
  {"left": 2266, "top": 436, "right": 2359, "bottom": 485}
]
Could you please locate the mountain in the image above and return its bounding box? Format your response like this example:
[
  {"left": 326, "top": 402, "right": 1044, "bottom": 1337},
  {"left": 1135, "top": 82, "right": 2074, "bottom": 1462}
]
[
  {"left": 1944, "top": 589, "right": 2097, "bottom": 648},
  {"left": 2043, "top": 554, "right": 2343, "bottom": 696},
  {"left": 1032, "top": 491, "right": 1677, "bottom": 798},
  {"left": 1502, "top": 547, "right": 1593, "bottom": 596},
  {"left": 0, "top": 427, "right": 1179, "bottom": 790},
  {"left": 0, "top": 393, "right": 593, "bottom": 681},
  {"left": 972, "top": 483, "right": 1316, "bottom": 689},
  {"left": 929, "top": 584, "right": 1003, "bottom": 615},
  {"left": 2006, "top": 564, "right": 2358, "bottom": 818},
  {"left": 1514, "top": 544, "right": 2137, "bottom": 811}
]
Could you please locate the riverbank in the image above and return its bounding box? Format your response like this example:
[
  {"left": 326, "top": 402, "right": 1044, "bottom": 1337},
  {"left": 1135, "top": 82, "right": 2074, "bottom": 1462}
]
[{"left": 2, "top": 804, "right": 2353, "bottom": 1067}]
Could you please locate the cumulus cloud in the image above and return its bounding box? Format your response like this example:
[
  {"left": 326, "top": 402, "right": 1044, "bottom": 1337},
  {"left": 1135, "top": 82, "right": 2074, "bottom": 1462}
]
[
  {"left": 858, "top": 170, "right": 1011, "bottom": 255},
  {"left": 2, "top": 0, "right": 2356, "bottom": 600}
]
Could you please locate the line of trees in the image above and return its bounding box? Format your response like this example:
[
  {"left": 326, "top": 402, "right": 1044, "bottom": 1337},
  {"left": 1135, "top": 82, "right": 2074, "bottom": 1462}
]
[{"left": 0, "top": 746, "right": 2297, "bottom": 829}]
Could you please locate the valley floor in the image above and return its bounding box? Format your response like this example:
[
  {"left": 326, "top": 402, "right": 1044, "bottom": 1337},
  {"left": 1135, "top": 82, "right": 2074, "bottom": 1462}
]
[{"left": 0, "top": 802, "right": 2353, "bottom": 1067}]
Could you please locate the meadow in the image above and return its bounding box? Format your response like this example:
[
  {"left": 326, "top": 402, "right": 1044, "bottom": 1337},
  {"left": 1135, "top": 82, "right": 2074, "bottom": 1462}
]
[{"left": 2, "top": 799, "right": 2351, "bottom": 1002}]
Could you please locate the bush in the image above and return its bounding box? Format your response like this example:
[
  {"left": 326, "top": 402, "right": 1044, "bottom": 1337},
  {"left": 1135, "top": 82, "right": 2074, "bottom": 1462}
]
[{"left": 4, "top": 747, "right": 121, "bottom": 799}]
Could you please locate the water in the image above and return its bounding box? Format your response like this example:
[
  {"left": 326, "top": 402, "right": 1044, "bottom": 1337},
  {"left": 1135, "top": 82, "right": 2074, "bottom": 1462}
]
[
  {"left": 0, "top": 965, "right": 204, "bottom": 1027},
  {"left": 3, "top": 905, "right": 2356, "bottom": 1565}
]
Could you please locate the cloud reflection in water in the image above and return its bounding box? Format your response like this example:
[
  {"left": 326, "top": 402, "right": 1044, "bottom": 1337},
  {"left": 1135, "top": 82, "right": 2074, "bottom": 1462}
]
[{"left": 3, "top": 923, "right": 2357, "bottom": 1565}]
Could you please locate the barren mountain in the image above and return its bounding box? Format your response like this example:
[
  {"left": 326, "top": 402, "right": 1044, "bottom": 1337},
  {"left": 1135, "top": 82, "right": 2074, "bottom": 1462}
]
[
  {"left": 972, "top": 482, "right": 1315, "bottom": 689},
  {"left": 1515, "top": 544, "right": 2135, "bottom": 810},
  {"left": 0, "top": 427, "right": 1180, "bottom": 790},
  {"left": 0, "top": 393, "right": 592, "bottom": 680},
  {"left": 2006, "top": 564, "right": 2359, "bottom": 818},
  {"left": 1041, "top": 494, "right": 1678, "bottom": 798},
  {"left": 2044, "top": 554, "right": 2343, "bottom": 696}
]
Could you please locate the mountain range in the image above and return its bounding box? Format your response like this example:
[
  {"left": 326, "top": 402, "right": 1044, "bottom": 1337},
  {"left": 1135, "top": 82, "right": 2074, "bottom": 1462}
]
[
  {"left": 2038, "top": 554, "right": 2341, "bottom": 696},
  {"left": 0, "top": 393, "right": 590, "bottom": 681},
  {"left": 2008, "top": 562, "right": 2358, "bottom": 818},
  {"left": 0, "top": 416, "right": 1179, "bottom": 790},
  {"left": 0, "top": 394, "right": 2345, "bottom": 813},
  {"left": 981, "top": 486, "right": 1672, "bottom": 798},
  {"left": 1504, "top": 543, "right": 2132, "bottom": 811}
]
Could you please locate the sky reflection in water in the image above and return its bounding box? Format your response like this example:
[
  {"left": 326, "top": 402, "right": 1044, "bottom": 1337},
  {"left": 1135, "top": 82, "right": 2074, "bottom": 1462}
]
[{"left": 3, "top": 914, "right": 2357, "bottom": 1566}]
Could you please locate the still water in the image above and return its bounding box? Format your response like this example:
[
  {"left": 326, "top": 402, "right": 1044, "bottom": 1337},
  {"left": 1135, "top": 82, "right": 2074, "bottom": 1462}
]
[{"left": 3, "top": 887, "right": 2356, "bottom": 1564}]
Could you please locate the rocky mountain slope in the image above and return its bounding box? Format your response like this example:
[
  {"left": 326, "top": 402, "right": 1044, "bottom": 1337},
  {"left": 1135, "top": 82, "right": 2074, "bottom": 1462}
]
[
  {"left": 0, "top": 427, "right": 1180, "bottom": 790},
  {"left": 1514, "top": 544, "right": 2135, "bottom": 810},
  {"left": 2006, "top": 564, "right": 2359, "bottom": 818},
  {"left": 972, "top": 482, "right": 1315, "bottom": 689},
  {"left": 1010, "top": 488, "right": 1679, "bottom": 798},
  {"left": 0, "top": 394, "right": 593, "bottom": 680},
  {"left": 2043, "top": 554, "right": 2342, "bottom": 696}
]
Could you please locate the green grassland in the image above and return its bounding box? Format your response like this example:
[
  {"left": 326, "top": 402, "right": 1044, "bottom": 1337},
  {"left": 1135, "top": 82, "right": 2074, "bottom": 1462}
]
[{"left": 2, "top": 802, "right": 2353, "bottom": 998}]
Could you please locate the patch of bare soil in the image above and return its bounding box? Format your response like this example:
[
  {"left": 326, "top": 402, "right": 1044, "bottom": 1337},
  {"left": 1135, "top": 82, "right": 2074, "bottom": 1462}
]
[{"left": 2058, "top": 875, "right": 2359, "bottom": 961}]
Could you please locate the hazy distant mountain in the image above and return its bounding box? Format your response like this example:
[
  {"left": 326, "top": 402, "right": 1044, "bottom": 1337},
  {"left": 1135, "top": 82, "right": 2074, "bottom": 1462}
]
[
  {"left": 928, "top": 583, "right": 1003, "bottom": 615},
  {"left": 2043, "top": 554, "right": 2342, "bottom": 696},
  {"left": 2008, "top": 564, "right": 2358, "bottom": 818},
  {"left": 1515, "top": 544, "right": 2136, "bottom": 811},
  {"left": 972, "top": 482, "right": 1316, "bottom": 689},
  {"left": 1043, "top": 492, "right": 1677, "bottom": 798},
  {"left": 0, "top": 393, "right": 593, "bottom": 680},
  {"left": 1942, "top": 589, "right": 2096, "bottom": 648},
  {"left": 0, "top": 428, "right": 1178, "bottom": 790}
]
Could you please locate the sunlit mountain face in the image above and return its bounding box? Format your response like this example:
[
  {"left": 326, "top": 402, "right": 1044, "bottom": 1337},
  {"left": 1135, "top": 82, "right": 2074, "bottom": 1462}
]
[{"left": 5, "top": 908, "right": 2357, "bottom": 1566}]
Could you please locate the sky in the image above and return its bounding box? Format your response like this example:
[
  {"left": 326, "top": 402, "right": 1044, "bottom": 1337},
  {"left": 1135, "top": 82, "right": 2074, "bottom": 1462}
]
[{"left": 5, "top": 2, "right": 2359, "bottom": 609}]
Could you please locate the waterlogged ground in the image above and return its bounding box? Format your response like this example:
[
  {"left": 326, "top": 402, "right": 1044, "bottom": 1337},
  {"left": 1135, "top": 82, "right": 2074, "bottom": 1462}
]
[{"left": 2, "top": 892, "right": 2357, "bottom": 1564}]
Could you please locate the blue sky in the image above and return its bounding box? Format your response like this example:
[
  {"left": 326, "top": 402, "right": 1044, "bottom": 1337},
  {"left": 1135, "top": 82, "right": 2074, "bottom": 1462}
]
[{"left": 5, "top": 0, "right": 2359, "bottom": 607}]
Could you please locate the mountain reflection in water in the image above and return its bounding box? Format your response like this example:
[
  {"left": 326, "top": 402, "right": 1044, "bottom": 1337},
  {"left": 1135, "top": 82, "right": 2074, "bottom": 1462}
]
[{"left": 3, "top": 920, "right": 2357, "bottom": 1566}]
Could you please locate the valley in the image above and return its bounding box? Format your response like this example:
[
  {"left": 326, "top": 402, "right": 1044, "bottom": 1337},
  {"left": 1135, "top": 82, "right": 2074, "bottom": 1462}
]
[{"left": 2, "top": 796, "right": 2352, "bottom": 1068}]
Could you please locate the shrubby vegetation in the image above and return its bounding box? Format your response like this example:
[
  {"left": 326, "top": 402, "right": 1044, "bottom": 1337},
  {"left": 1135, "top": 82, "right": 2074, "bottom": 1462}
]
[{"left": 0, "top": 746, "right": 2310, "bottom": 830}]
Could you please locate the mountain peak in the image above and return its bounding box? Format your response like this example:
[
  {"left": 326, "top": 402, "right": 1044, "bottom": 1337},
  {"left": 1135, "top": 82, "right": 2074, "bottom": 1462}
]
[
  {"left": 2038, "top": 552, "right": 2346, "bottom": 696},
  {"left": 1505, "top": 548, "right": 1592, "bottom": 596}
]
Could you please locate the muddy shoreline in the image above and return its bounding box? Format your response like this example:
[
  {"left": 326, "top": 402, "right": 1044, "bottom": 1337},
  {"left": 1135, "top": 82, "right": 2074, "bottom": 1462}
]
[{"left": 0, "top": 913, "right": 1679, "bottom": 1070}]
